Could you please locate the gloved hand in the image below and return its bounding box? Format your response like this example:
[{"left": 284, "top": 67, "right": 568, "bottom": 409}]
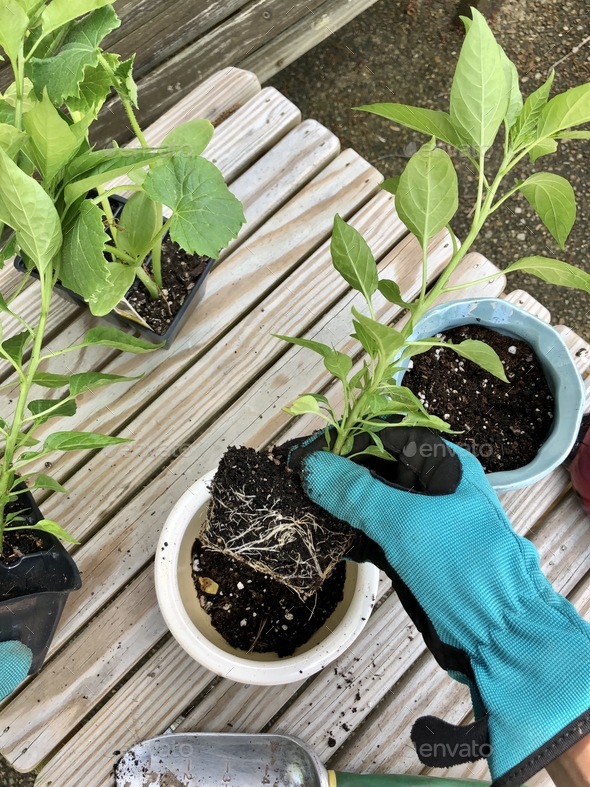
[
  {"left": 288, "top": 427, "right": 590, "bottom": 787},
  {"left": 0, "top": 640, "right": 32, "bottom": 700}
]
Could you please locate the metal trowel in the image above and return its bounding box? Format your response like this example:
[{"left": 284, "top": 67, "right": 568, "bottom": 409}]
[{"left": 115, "top": 733, "right": 493, "bottom": 786}]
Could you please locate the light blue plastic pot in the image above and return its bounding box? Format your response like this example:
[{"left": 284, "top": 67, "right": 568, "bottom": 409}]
[{"left": 401, "top": 298, "right": 585, "bottom": 493}]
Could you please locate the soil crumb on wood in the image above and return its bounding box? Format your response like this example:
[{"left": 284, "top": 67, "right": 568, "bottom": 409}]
[
  {"left": 402, "top": 324, "right": 554, "bottom": 473},
  {"left": 125, "top": 236, "right": 209, "bottom": 335},
  {"left": 200, "top": 446, "right": 354, "bottom": 598},
  {"left": 192, "top": 538, "right": 346, "bottom": 657}
]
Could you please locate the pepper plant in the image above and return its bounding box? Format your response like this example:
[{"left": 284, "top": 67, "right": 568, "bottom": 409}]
[{"left": 277, "top": 8, "right": 590, "bottom": 461}]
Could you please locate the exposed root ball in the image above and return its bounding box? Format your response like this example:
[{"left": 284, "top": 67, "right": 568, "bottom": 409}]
[{"left": 200, "top": 445, "right": 354, "bottom": 598}]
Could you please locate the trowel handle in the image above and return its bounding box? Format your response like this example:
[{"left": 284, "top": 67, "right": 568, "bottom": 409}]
[{"left": 331, "top": 772, "right": 492, "bottom": 786}]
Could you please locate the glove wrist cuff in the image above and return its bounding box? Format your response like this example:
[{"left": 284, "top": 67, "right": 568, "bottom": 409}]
[{"left": 491, "top": 708, "right": 590, "bottom": 787}]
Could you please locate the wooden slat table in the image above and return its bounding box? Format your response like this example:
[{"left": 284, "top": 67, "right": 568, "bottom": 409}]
[{"left": 0, "top": 68, "right": 588, "bottom": 787}]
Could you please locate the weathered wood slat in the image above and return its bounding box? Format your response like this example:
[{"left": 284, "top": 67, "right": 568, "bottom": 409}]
[
  {"left": 37, "top": 570, "right": 392, "bottom": 787},
  {"left": 0, "top": 571, "right": 167, "bottom": 772},
  {"left": 92, "top": 2, "right": 328, "bottom": 145},
  {"left": 242, "top": 0, "right": 384, "bottom": 81},
  {"left": 502, "top": 289, "right": 551, "bottom": 322},
  {"left": 36, "top": 637, "right": 214, "bottom": 787},
  {"left": 106, "top": 1, "right": 253, "bottom": 79}
]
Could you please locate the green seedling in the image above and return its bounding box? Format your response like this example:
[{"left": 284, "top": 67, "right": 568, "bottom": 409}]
[{"left": 278, "top": 7, "right": 590, "bottom": 462}]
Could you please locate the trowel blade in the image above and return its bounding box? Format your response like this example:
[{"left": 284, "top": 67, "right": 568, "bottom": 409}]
[{"left": 115, "top": 732, "right": 329, "bottom": 787}]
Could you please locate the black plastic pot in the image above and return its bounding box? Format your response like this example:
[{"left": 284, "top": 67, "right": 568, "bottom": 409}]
[
  {"left": 0, "top": 492, "right": 81, "bottom": 674},
  {"left": 14, "top": 194, "right": 215, "bottom": 349}
]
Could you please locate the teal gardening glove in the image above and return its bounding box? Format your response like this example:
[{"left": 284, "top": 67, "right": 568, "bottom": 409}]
[
  {"left": 0, "top": 640, "right": 32, "bottom": 699},
  {"left": 289, "top": 428, "right": 590, "bottom": 786}
]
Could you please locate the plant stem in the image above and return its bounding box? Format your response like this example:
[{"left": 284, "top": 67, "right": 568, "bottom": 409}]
[
  {"left": 13, "top": 46, "right": 26, "bottom": 138},
  {"left": 150, "top": 226, "right": 163, "bottom": 291},
  {"left": 135, "top": 265, "right": 160, "bottom": 299},
  {"left": 99, "top": 187, "right": 118, "bottom": 244},
  {"left": 0, "top": 264, "right": 52, "bottom": 551}
]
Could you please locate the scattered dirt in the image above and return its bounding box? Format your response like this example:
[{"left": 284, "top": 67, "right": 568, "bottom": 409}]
[
  {"left": 125, "top": 236, "right": 209, "bottom": 335},
  {"left": 192, "top": 539, "right": 346, "bottom": 657},
  {"left": 200, "top": 445, "right": 355, "bottom": 599},
  {"left": 403, "top": 324, "right": 554, "bottom": 472}
]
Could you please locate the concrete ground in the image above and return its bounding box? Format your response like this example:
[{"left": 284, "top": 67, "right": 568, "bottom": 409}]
[{"left": 3, "top": 1, "right": 590, "bottom": 784}]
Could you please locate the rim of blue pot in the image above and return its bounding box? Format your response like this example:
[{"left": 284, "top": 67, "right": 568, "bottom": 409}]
[{"left": 401, "top": 297, "right": 585, "bottom": 493}]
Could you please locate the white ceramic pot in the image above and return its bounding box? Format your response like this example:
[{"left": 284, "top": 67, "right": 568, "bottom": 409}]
[{"left": 155, "top": 471, "right": 380, "bottom": 685}]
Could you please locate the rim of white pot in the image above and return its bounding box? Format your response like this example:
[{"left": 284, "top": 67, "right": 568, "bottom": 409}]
[
  {"left": 155, "top": 470, "right": 380, "bottom": 685},
  {"left": 402, "top": 297, "right": 585, "bottom": 493}
]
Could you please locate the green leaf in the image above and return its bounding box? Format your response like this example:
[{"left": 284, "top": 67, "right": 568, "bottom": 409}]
[
  {"left": 498, "top": 46, "right": 522, "bottom": 129},
  {"left": 43, "top": 430, "right": 131, "bottom": 452},
  {"left": 32, "top": 475, "right": 68, "bottom": 493},
  {"left": 64, "top": 148, "right": 164, "bottom": 205},
  {"left": 378, "top": 279, "right": 413, "bottom": 310},
  {"left": 449, "top": 8, "right": 508, "bottom": 151},
  {"left": 352, "top": 308, "right": 404, "bottom": 361},
  {"left": 23, "top": 90, "right": 83, "bottom": 182},
  {"left": 27, "top": 519, "right": 79, "bottom": 544},
  {"left": 33, "top": 372, "right": 69, "bottom": 388},
  {"left": 163, "top": 119, "right": 214, "bottom": 157},
  {"left": 330, "top": 215, "right": 378, "bottom": 305},
  {"left": 69, "top": 371, "right": 137, "bottom": 396},
  {"left": 395, "top": 139, "right": 458, "bottom": 245},
  {"left": 2, "top": 330, "right": 30, "bottom": 364},
  {"left": 448, "top": 339, "right": 507, "bottom": 382},
  {"left": 0, "top": 234, "right": 18, "bottom": 265},
  {"left": 553, "top": 130, "right": 590, "bottom": 140},
  {"left": 0, "top": 124, "right": 27, "bottom": 159},
  {"left": 0, "top": 0, "right": 28, "bottom": 62},
  {"left": 519, "top": 172, "right": 576, "bottom": 248},
  {"left": 401, "top": 412, "right": 455, "bottom": 432},
  {"left": 284, "top": 395, "right": 322, "bottom": 417},
  {"left": 381, "top": 176, "right": 400, "bottom": 195},
  {"left": 529, "top": 137, "right": 557, "bottom": 164},
  {"left": 79, "top": 325, "right": 163, "bottom": 352},
  {"left": 511, "top": 70, "right": 554, "bottom": 145},
  {"left": 28, "top": 6, "right": 119, "bottom": 105},
  {"left": 66, "top": 59, "right": 113, "bottom": 119},
  {"left": 40, "top": 0, "right": 115, "bottom": 36},
  {"left": 60, "top": 200, "right": 110, "bottom": 300},
  {"left": 117, "top": 191, "right": 162, "bottom": 260},
  {"left": 538, "top": 83, "right": 590, "bottom": 138},
  {"left": 355, "top": 103, "right": 465, "bottom": 148},
  {"left": 111, "top": 55, "right": 137, "bottom": 106},
  {"left": 28, "top": 398, "right": 77, "bottom": 422},
  {"left": 143, "top": 156, "right": 245, "bottom": 258},
  {"left": 0, "top": 148, "right": 62, "bottom": 269},
  {"left": 354, "top": 444, "right": 396, "bottom": 462},
  {"left": 385, "top": 385, "right": 428, "bottom": 415},
  {"left": 14, "top": 0, "right": 45, "bottom": 15},
  {"left": 503, "top": 256, "right": 590, "bottom": 293},
  {"left": 0, "top": 100, "right": 16, "bottom": 126},
  {"left": 273, "top": 334, "right": 353, "bottom": 381},
  {"left": 87, "top": 262, "right": 136, "bottom": 316}
]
